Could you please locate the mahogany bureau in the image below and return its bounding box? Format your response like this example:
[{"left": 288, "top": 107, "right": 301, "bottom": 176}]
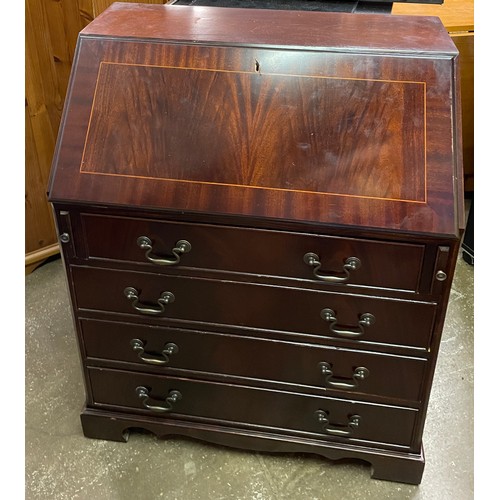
[{"left": 48, "top": 3, "right": 464, "bottom": 485}]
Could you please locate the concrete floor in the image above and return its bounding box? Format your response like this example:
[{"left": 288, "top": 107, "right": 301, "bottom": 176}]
[{"left": 25, "top": 253, "right": 473, "bottom": 500}]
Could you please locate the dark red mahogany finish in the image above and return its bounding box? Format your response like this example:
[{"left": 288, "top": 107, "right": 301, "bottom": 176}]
[{"left": 49, "top": 3, "right": 463, "bottom": 485}]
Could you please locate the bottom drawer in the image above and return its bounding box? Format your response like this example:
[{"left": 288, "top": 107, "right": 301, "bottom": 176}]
[{"left": 88, "top": 367, "right": 418, "bottom": 448}]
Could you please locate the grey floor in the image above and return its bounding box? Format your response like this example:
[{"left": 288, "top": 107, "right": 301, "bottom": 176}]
[{"left": 25, "top": 253, "right": 474, "bottom": 500}]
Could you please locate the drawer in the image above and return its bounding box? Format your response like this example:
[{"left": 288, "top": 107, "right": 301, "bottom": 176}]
[
  {"left": 80, "top": 213, "right": 424, "bottom": 292},
  {"left": 81, "top": 319, "right": 427, "bottom": 402},
  {"left": 72, "top": 267, "right": 436, "bottom": 349},
  {"left": 88, "top": 367, "right": 418, "bottom": 448}
]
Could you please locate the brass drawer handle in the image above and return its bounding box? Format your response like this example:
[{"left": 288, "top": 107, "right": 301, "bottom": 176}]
[
  {"left": 137, "top": 236, "right": 191, "bottom": 266},
  {"left": 124, "top": 287, "right": 175, "bottom": 315},
  {"left": 136, "top": 386, "right": 182, "bottom": 413},
  {"left": 318, "top": 362, "right": 369, "bottom": 390},
  {"left": 304, "top": 253, "right": 361, "bottom": 283},
  {"left": 314, "top": 410, "right": 361, "bottom": 436},
  {"left": 130, "top": 339, "right": 179, "bottom": 366},
  {"left": 320, "top": 308, "right": 375, "bottom": 339}
]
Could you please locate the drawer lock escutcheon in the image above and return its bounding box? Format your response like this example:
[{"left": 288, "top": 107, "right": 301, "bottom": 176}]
[
  {"left": 137, "top": 236, "right": 191, "bottom": 266},
  {"left": 136, "top": 386, "right": 182, "bottom": 413},
  {"left": 314, "top": 410, "right": 361, "bottom": 436},
  {"left": 318, "top": 362, "right": 369, "bottom": 390},
  {"left": 130, "top": 339, "right": 179, "bottom": 366},
  {"left": 124, "top": 287, "right": 175, "bottom": 316},
  {"left": 320, "top": 308, "right": 375, "bottom": 339},
  {"left": 304, "top": 253, "right": 361, "bottom": 283}
]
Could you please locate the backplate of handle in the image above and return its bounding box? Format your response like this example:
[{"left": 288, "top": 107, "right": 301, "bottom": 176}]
[
  {"left": 318, "top": 362, "right": 369, "bottom": 390},
  {"left": 320, "top": 308, "right": 375, "bottom": 338},
  {"left": 304, "top": 252, "right": 361, "bottom": 283},
  {"left": 135, "top": 386, "right": 182, "bottom": 413},
  {"left": 137, "top": 236, "right": 191, "bottom": 266},
  {"left": 130, "top": 339, "right": 179, "bottom": 366},
  {"left": 314, "top": 410, "right": 361, "bottom": 436},
  {"left": 124, "top": 287, "right": 175, "bottom": 315}
]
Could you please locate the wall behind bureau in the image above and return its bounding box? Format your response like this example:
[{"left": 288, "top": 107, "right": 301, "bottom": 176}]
[{"left": 25, "top": 0, "right": 168, "bottom": 274}]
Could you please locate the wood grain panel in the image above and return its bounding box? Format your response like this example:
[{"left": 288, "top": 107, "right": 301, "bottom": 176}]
[
  {"left": 71, "top": 266, "right": 437, "bottom": 349},
  {"left": 43, "top": 0, "right": 82, "bottom": 101},
  {"left": 82, "top": 62, "right": 425, "bottom": 202},
  {"left": 25, "top": 102, "right": 57, "bottom": 263},
  {"left": 78, "top": 0, "right": 96, "bottom": 25},
  {"left": 81, "top": 318, "right": 428, "bottom": 403},
  {"left": 80, "top": 213, "right": 426, "bottom": 292},
  {"left": 50, "top": 34, "right": 461, "bottom": 235},
  {"left": 25, "top": 0, "right": 60, "bottom": 262}
]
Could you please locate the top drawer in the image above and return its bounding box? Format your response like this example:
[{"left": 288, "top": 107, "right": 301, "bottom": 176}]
[{"left": 79, "top": 214, "right": 424, "bottom": 292}]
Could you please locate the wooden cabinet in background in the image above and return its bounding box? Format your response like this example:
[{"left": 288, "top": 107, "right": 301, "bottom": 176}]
[
  {"left": 393, "top": 0, "right": 474, "bottom": 191},
  {"left": 25, "top": 0, "right": 168, "bottom": 274}
]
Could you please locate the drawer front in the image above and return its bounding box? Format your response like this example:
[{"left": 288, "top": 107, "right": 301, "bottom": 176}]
[
  {"left": 81, "top": 319, "right": 427, "bottom": 402},
  {"left": 72, "top": 267, "right": 436, "bottom": 349},
  {"left": 88, "top": 367, "right": 418, "bottom": 448},
  {"left": 80, "top": 214, "right": 424, "bottom": 291}
]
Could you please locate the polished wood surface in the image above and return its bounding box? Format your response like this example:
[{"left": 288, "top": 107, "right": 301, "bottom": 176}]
[
  {"left": 49, "top": 5, "right": 463, "bottom": 236},
  {"left": 81, "top": 3, "right": 457, "bottom": 53},
  {"left": 71, "top": 265, "right": 437, "bottom": 349},
  {"left": 81, "top": 318, "right": 427, "bottom": 403},
  {"left": 393, "top": 0, "right": 474, "bottom": 190},
  {"left": 80, "top": 213, "right": 426, "bottom": 292},
  {"left": 83, "top": 62, "right": 426, "bottom": 201},
  {"left": 88, "top": 367, "right": 419, "bottom": 449}
]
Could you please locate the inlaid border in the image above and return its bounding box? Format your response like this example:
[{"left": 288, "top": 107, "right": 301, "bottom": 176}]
[{"left": 80, "top": 61, "right": 427, "bottom": 204}]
